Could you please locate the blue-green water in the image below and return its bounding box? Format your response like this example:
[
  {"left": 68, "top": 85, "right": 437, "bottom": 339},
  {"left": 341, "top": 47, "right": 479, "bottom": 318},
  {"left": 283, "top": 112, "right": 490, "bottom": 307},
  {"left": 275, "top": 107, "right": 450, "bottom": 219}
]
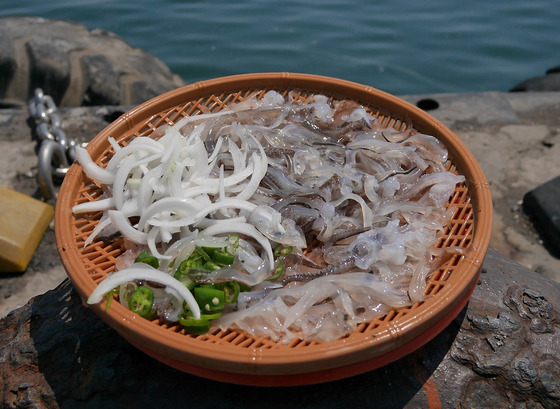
[{"left": 3, "top": 0, "right": 560, "bottom": 95}]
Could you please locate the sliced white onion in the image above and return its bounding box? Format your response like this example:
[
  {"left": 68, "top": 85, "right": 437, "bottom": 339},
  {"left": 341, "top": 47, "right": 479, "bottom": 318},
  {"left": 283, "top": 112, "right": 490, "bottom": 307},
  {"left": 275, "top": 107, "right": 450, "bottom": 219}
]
[
  {"left": 72, "top": 197, "right": 115, "bottom": 214},
  {"left": 83, "top": 215, "right": 113, "bottom": 248},
  {"left": 87, "top": 263, "right": 200, "bottom": 319},
  {"left": 108, "top": 210, "right": 148, "bottom": 244},
  {"left": 145, "top": 198, "right": 257, "bottom": 229},
  {"left": 201, "top": 221, "right": 274, "bottom": 270},
  {"left": 75, "top": 146, "right": 115, "bottom": 184}
]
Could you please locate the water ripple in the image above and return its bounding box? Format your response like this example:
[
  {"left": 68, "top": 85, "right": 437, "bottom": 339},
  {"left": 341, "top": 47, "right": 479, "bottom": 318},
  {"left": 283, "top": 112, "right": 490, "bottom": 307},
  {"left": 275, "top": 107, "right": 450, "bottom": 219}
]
[{"left": 2, "top": 0, "right": 559, "bottom": 94}]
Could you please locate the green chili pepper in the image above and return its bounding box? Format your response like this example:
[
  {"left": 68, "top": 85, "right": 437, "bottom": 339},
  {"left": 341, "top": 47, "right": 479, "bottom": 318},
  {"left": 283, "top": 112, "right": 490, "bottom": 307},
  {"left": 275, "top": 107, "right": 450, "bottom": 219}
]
[
  {"left": 179, "top": 312, "right": 222, "bottom": 335},
  {"left": 135, "top": 250, "right": 159, "bottom": 268},
  {"left": 120, "top": 282, "right": 138, "bottom": 304},
  {"left": 194, "top": 286, "right": 225, "bottom": 312},
  {"left": 179, "top": 317, "right": 211, "bottom": 335},
  {"left": 211, "top": 250, "right": 235, "bottom": 266},
  {"left": 267, "top": 257, "right": 285, "bottom": 281},
  {"left": 274, "top": 245, "right": 293, "bottom": 258},
  {"left": 181, "top": 311, "right": 223, "bottom": 321},
  {"left": 203, "top": 261, "right": 222, "bottom": 271},
  {"left": 105, "top": 286, "right": 120, "bottom": 312},
  {"left": 215, "top": 281, "right": 240, "bottom": 303},
  {"left": 174, "top": 266, "right": 196, "bottom": 290},
  {"left": 237, "top": 282, "right": 252, "bottom": 292},
  {"left": 195, "top": 246, "right": 213, "bottom": 262},
  {"left": 128, "top": 285, "right": 155, "bottom": 318},
  {"left": 180, "top": 258, "right": 203, "bottom": 271},
  {"left": 266, "top": 244, "right": 292, "bottom": 281}
]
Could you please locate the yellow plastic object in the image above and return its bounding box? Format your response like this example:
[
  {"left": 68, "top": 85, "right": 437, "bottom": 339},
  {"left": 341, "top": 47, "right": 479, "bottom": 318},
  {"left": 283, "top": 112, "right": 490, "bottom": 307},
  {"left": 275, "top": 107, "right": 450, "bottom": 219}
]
[{"left": 0, "top": 185, "right": 54, "bottom": 273}]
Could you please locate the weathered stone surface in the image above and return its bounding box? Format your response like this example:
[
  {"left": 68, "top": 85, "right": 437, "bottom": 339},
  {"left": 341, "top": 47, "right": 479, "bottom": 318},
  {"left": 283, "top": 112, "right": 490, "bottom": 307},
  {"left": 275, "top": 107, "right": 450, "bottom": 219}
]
[
  {"left": 523, "top": 175, "right": 560, "bottom": 257},
  {"left": 1, "top": 247, "right": 559, "bottom": 409},
  {"left": 0, "top": 17, "right": 185, "bottom": 108},
  {"left": 81, "top": 54, "right": 121, "bottom": 106}
]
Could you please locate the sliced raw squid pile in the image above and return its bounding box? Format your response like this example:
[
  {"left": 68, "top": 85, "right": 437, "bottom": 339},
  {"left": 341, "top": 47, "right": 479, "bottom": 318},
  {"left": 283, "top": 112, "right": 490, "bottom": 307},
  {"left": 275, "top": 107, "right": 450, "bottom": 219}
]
[{"left": 77, "top": 91, "right": 465, "bottom": 343}]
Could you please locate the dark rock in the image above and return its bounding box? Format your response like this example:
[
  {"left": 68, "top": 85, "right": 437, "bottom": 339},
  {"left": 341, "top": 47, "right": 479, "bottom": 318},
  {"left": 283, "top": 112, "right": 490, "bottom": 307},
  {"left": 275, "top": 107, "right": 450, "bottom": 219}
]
[
  {"left": 0, "top": 17, "right": 185, "bottom": 108},
  {"left": 81, "top": 54, "right": 121, "bottom": 106},
  {"left": 510, "top": 67, "right": 560, "bottom": 92},
  {"left": 546, "top": 65, "right": 560, "bottom": 75},
  {"left": 26, "top": 36, "right": 73, "bottom": 105},
  {"left": 1, "top": 247, "right": 559, "bottom": 409},
  {"left": 523, "top": 175, "right": 560, "bottom": 257},
  {"left": 0, "top": 29, "right": 16, "bottom": 104}
]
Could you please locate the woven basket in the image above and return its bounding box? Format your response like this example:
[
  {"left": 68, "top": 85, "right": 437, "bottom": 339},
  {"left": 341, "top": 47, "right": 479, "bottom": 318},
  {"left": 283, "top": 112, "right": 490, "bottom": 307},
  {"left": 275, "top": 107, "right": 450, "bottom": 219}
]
[{"left": 55, "top": 73, "right": 492, "bottom": 386}]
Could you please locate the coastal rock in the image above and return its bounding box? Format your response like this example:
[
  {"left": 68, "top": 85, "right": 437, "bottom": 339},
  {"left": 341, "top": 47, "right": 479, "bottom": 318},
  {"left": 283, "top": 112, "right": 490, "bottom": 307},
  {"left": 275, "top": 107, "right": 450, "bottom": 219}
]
[
  {"left": 0, "top": 17, "right": 185, "bottom": 108},
  {"left": 523, "top": 175, "right": 560, "bottom": 257},
  {"left": 510, "top": 65, "right": 560, "bottom": 92},
  {"left": 1, "top": 247, "right": 559, "bottom": 409}
]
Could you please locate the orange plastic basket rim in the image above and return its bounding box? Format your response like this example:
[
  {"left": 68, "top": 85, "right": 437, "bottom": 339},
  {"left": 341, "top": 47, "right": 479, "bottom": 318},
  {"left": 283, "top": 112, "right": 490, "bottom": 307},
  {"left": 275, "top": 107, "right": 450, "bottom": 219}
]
[{"left": 55, "top": 72, "right": 492, "bottom": 383}]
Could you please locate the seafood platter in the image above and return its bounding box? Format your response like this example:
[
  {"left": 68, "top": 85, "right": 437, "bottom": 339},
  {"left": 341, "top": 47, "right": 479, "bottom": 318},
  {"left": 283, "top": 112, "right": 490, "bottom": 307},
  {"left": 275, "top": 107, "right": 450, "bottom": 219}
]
[{"left": 55, "top": 73, "right": 492, "bottom": 385}]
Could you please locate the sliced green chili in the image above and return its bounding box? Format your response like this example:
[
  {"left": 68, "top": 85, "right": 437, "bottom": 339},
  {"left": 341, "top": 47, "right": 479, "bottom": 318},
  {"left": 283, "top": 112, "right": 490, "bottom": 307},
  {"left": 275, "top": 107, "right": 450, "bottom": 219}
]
[
  {"left": 194, "top": 286, "right": 225, "bottom": 312},
  {"left": 120, "top": 281, "right": 138, "bottom": 304},
  {"left": 135, "top": 250, "right": 159, "bottom": 268},
  {"left": 128, "top": 285, "right": 155, "bottom": 318},
  {"left": 267, "top": 244, "right": 292, "bottom": 281},
  {"left": 174, "top": 266, "right": 196, "bottom": 290},
  {"left": 179, "top": 317, "right": 211, "bottom": 335},
  {"left": 181, "top": 311, "right": 222, "bottom": 321},
  {"left": 203, "top": 260, "right": 222, "bottom": 271},
  {"left": 195, "top": 246, "right": 213, "bottom": 262},
  {"left": 211, "top": 250, "right": 235, "bottom": 266},
  {"left": 267, "top": 257, "right": 285, "bottom": 281},
  {"left": 237, "top": 282, "right": 252, "bottom": 292},
  {"left": 105, "top": 286, "right": 120, "bottom": 312},
  {"left": 178, "top": 258, "right": 202, "bottom": 272},
  {"left": 274, "top": 245, "right": 293, "bottom": 258},
  {"left": 179, "top": 311, "right": 222, "bottom": 335},
  {"left": 215, "top": 281, "right": 240, "bottom": 303}
]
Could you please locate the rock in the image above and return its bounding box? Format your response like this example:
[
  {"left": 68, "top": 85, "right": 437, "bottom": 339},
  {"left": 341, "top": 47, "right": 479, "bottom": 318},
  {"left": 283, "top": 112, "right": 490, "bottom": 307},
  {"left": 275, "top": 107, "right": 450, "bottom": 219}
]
[
  {"left": 1, "top": 247, "right": 559, "bottom": 409},
  {"left": 523, "top": 175, "right": 560, "bottom": 257},
  {"left": 510, "top": 65, "right": 560, "bottom": 92},
  {"left": 0, "top": 17, "right": 185, "bottom": 108},
  {"left": 545, "top": 65, "right": 560, "bottom": 75}
]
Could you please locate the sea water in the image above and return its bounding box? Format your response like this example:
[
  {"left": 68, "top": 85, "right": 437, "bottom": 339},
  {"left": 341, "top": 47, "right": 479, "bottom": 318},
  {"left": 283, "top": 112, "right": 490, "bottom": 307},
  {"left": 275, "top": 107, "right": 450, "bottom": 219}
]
[{"left": 2, "top": 0, "right": 560, "bottom": 95}]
